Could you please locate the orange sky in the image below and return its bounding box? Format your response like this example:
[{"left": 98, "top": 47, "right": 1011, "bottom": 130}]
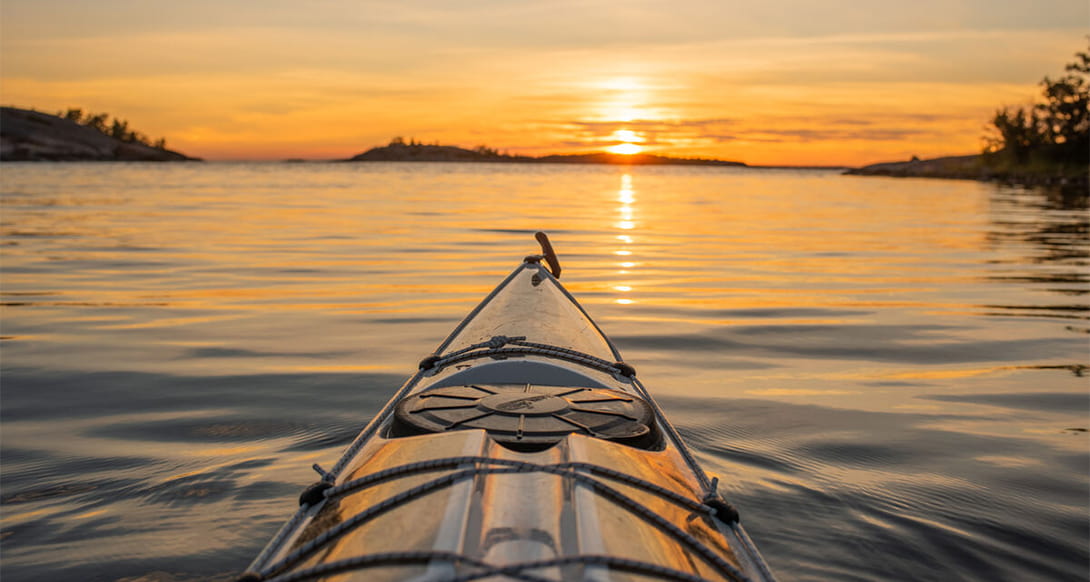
[{"left": 1, "top": 1, "right": 1086, "bottom": 165}]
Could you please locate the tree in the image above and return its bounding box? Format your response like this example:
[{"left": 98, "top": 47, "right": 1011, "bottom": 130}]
[
  {"left": 988, "top": 107, "right": 1043, "bottom": 164},
  {"left": 1037, "top": 45, "right": 1089, "bottom": 163},
  {"left": 56, "top": 108, "right": 163, "bottom": 148},
  {"left": 83, "top": 113, "right": 109, "bottom": 133},
  {"left": 109, "top": 118, "right": 130, "bottom": 141},
  {"left": 986, "top": 41, "right": 1089, "bottom": 168}
]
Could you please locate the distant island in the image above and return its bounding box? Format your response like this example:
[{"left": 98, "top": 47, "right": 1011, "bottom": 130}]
[
  {"left": 0, "top": 107, "right": 199, "bottom": 162},
  {"left": 345, "top": 138, "right": 747, "bottom": 167}
]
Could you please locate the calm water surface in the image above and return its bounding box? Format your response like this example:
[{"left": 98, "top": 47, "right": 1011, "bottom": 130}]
[{"left": 1, "top": 162, "right": 1087, "bottom": 581}]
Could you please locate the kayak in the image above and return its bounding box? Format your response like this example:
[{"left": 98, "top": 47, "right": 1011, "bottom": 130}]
[{"left": 240, "top": 233, "right": 776, "bottom": 582}]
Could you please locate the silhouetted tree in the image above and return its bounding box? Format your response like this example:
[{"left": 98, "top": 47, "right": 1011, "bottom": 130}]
[
  {"left": 1037, "top": 45, "right": 1089, "bottom": 163},
  {"left": 989, "top": 107, "right": 1043, "bottom": 164},
  {"left": 109, "top": 119, "right": 130, "bottom": 140},
  {"left": 51, "top": 108, "right": 164, "bottom": 147},
  {"left": 986, "top": 41, "right": 1089, "bottom": 168},
  {"left": 84, "top": 113, "right": 109, "bottom": 133}
]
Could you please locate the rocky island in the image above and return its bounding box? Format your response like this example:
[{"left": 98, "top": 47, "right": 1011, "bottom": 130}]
[
  {"left": 346, "top": 139, "right": 747, "bottom": 167},
  {"left": 1, "top": 107, "right": 199, "bottom": 162}
]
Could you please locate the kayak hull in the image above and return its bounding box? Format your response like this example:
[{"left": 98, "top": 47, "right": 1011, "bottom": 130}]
[{"left": 244, "top": 256, "right": 775, "bottom": 582}]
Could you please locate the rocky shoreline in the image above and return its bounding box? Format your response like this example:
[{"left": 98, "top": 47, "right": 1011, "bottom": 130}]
[
  {"left": 0, "top": 107, "right": 199, "bottom": 162},
  {"left": 844, "top": 154, "right": 1088, "bottom": 189}
]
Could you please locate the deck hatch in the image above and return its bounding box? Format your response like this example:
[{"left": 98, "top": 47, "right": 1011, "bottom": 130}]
[{"left": 390, "top": 384, "right": 660, "bottom": 451}]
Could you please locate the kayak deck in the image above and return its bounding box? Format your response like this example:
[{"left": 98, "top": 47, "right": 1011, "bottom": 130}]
[{"left": 242, "top": 245, "right": 775, "bottom": 582}]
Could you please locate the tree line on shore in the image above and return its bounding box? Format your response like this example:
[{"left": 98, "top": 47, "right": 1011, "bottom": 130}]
[
  {"left": 56, "top": 108, "right": 170, "bottom": 151},
  {"left": 388, "top": 136, "right": 513, "bottom": 158},
  {"left": 985, "top": 41, "right": 1089, "bottom": 174}
]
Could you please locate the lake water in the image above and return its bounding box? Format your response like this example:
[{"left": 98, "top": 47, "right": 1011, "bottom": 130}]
[{"left": 1, "top": 162, "right": 1087, "bottom": 581}]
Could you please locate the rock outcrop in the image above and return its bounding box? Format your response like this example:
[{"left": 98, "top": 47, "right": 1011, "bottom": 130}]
[
  {"left": 1, "top": 107, "right": 199, "bottom": 161},
  {"left": 844, "top": 155, "right": 984, "bottom": 179},
  {"left": 845, "top": 154, "right": 1088, "bottom": 188}
]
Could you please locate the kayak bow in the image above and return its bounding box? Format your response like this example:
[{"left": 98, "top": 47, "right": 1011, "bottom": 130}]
[{"left": 241, "top": 234, "right": 776, "bottom": 582}]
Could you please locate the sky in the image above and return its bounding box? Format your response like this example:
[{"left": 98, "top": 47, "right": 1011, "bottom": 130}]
[{"left": 1, "top": 0, "right": 1086, "bottom": 165}]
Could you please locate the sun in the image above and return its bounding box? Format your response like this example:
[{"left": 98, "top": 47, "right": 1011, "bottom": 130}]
[
  {"left": 606, "top": 129, "right": 645, "bottom": 155},
  {"left": 608, "top": 143, "right": 643, "bottom": 155}
]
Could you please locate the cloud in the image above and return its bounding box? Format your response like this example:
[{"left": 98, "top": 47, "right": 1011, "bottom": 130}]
[
  {"left": 743, "top": 127, "right": 932, "bottom": 144},
  {"left": 548, "top": 114, "right": 954, "bottom": 148},
  {"left": 3, "top": 0, "right": 1081, "bottom": 164},
  {"left": 545, "top": 118, "right": 740, "bottom": 148}
]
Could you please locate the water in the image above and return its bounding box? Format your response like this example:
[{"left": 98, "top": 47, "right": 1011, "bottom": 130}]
[{"left": 1, "top": 162, "right": 1086, "bottom": 581}]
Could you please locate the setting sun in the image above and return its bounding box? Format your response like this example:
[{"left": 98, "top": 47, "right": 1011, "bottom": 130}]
[
  {"left": 608, "top": 142, "right": 643, "bottom": 155},
  {"left": 0, "top": 1, "right": 1083, "bottom": 165},
  {"left": 606, "top": 129, "right": 645, "bottom": 154}
]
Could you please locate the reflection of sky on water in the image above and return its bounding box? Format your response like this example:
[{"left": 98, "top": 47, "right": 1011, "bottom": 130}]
[{"left": 0, "top": 164, "right": 1086, "bottom": 582}]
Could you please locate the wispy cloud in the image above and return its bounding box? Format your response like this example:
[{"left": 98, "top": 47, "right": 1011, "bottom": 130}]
[
  {"left": 549, "top": 113, "right": 959, "bottom": 150},
  {"left": 1, "top": 0, "right": 1084, "bottom": 163}
]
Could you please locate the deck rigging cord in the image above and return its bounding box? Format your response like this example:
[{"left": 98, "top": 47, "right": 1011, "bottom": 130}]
[
  {"left": 418, "top": 335, "right": 633, "bottom": 378},
  {"left": 243, "top": 336, "right": 757, "bottom": 582},
  {"left": 256, "top": 457, "right": 750, "bottom": 581},
  {"left": 263, "top": 552, "right": 721, "bottom": 582},
  {"left": 242, "top": 238, "right": 774, "bottom": 582}
]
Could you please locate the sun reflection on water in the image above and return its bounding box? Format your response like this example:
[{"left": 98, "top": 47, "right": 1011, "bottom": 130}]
[
  {"left": 2, "top": 163, "right": 1088, "bottom": 582},
  {"left": 614, "top": 174, "right": 637, "bottom": 304}
]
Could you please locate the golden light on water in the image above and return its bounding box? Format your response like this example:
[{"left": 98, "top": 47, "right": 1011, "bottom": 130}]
[
  {"left": 615, "top": 174, "right": 637, "bottom": 230},
  {"left": 617, "top": 184, "right": 636, "bottom": 205},
  {"left": 614, "top": 173, "right": 637, "bottom": 305}
]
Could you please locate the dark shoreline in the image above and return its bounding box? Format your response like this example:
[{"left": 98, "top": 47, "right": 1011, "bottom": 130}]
[
  {"left": 0, "top": 107, "right": 200, "bottom": 162},
  {"left": 844, "top": 154, "right": 1089, "bottom": 189}
]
